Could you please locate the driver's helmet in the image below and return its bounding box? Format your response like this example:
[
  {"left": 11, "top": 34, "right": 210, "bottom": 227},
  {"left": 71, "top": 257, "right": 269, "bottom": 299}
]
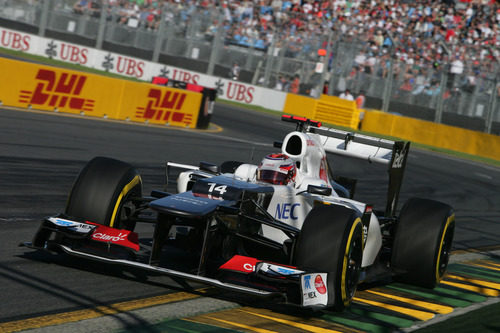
[{"left": 256, "top": 153, "right": 296, "bottom": 185}]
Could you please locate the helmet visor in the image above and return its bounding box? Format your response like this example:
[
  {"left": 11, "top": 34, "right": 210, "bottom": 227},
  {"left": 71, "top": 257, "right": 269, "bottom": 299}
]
[{"left": 257, "top": 169, "right": 288, "bottom": 185}]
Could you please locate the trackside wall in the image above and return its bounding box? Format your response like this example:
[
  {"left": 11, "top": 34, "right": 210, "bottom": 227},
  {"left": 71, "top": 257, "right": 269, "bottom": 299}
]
[
  {"left": 0, "top": 25, "right": 498, "bottom": 160},
  {"left": 0, "top": 57, "right": 202, "bottom": 128},
  {"left": 362, "top": 111, "right": 500, "bottom": 161},
  {"left": 283, "top": 93, "right": 360, "bottom": 130}
]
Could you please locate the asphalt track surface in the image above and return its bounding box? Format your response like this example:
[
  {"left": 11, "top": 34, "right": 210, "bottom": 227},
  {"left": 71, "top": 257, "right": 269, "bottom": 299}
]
[{"left": 1, "top": 104, "right": 499, "bottom": 332}]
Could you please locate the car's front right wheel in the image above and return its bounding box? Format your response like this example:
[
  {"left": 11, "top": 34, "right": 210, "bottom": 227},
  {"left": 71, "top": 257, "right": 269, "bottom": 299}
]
[{"left": 294, "top": 204, "right": 363, "bottom": 310}]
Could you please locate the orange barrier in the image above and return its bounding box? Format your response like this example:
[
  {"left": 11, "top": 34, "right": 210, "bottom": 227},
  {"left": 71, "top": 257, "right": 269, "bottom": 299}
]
[
  {"left": 0, "top": 57, "right": 202, "bottom": 128},
  {"left": 363, "top": 110, "right": 500, "bottom": 161},
  {"left": 283, "top": 93, "right": 360, "bottom": 129}
]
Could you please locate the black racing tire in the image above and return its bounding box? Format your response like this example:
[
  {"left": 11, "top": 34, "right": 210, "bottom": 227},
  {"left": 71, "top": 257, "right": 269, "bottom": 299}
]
[
  {"left": 65, "top": 157, "right": 142, "bottom": 230},
  {"left": 391, "top": 198, "right": 455, "bottom": 288},
  {"left": 294, "top": 205, "right": 364, "bottom": 310}
]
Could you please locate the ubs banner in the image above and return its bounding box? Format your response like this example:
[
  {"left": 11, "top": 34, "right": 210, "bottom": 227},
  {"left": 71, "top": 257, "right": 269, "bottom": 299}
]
[
  {"left": 0, "top": 57, "right": 202, "bottom": 128},
  {"left": 0, "top": 26, "right": 287, "bottom": 112}
]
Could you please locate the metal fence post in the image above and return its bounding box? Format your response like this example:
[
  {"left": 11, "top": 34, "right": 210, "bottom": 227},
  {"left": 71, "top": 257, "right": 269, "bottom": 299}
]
[
  {"left": 434, "top": 42, "right": 451, "bottom": 123},
  {"left": 382, "top": 58, "right": 393, "bottom": 113},
  {"left": 206, "top": 15, "right": 223, "bottom": 76},
  {"left": 435, "top": 69, "right": 448, "bottom": 123},
  {"left": 95, "top": 0, "right": 108, "bottom": 49},
  {"left": 318, "top": 31, "right": 334, "bottom": 96},
  {"left": 485, "top": 75, "right": 498, "bottom": 133},
  {"left": 262, "top": 38, "right": 277, "bottom": 87},
  {"left": 152, "top": 5, "right": 167, "bottom": 63},
  {"left": 382, "top": 33, "right": 397, "bottom": 113},
  {"left": 38, "top": 0, "right": 51, "bottom": 37},
  {"left": 184, "top": 11, "right": 198, "bottom": 59}
]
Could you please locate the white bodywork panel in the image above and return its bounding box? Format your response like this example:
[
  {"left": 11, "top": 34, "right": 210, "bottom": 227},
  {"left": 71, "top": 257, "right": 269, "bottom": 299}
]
[{"left": 170, "top": 126, "right": 394, "bottom": 269}]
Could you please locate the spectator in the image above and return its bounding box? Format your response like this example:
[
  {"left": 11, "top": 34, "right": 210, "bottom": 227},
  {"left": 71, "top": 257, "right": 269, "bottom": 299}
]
[
  {"left": 322, "top": 81, "right": 329, "bottom": 95},
  {"left": 275, "top": 75, "right": 289, "bottom": 91},
  {"left": 73, "top": 0, "right": 89, "bottom": 14},
  {"left": 229, "top": 62, "right": 241, "bottom": 80},
  {"left": 340, "top": 89, "right": 354, "bottom": 101},
  {"left": 63, "top": 0, "right": 498, "bottom": 101},
  {"left": 289, "top": 74, "right": 300, "bottom": 94},
  {"left": 355, "top": 90, "right": 366, "bottom": 109}
]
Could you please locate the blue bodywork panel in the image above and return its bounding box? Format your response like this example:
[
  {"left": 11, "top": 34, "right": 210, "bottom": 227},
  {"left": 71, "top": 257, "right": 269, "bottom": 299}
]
[{"left": 149, "top": 175, "right": 273, "bottom": 218}]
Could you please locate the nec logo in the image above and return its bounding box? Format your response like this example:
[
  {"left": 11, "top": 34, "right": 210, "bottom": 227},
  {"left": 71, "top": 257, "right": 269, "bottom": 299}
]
[
  {"left": 136, "top": 89, "right": 192, "bottom": 126},
  {"left": 19, "top": 69, "right": 94, "bottom": 111},
  {"left": 275, "top": 203, "right": 300, "bottom": 220}
]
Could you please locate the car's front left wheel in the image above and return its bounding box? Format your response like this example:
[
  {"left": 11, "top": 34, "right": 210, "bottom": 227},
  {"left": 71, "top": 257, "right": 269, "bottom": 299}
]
[{"left": 65, "top": 156, "right": 142, "bottom": 230}]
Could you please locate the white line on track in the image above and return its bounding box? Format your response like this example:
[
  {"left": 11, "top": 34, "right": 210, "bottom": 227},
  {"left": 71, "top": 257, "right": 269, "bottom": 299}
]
[
  {"left": 474, "top": 172, "right": 493, "bottom": 180},
  {"left": 401, "top": 297, "right": 500, "bottom": 332}
]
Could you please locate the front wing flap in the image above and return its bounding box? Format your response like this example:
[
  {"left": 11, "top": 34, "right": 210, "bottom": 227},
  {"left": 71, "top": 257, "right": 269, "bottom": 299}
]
[{"left": 218, "top": 255, "right": 331, "bottom": 308}]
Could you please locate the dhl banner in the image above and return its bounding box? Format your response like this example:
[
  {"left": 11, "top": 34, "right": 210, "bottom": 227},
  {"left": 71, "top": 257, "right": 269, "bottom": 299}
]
[
  {"left": 0, "top": 57, "right": 202, "bottom": 128},
  {"left": 120, "top": 80, "right": 200, "bottom": 127},
  {"left": 0, "top": 26, "right": 287, "bottom": 112}
]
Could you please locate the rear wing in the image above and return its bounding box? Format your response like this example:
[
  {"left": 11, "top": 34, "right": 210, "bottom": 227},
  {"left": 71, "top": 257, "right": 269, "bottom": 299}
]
[{"left": 282, "top": 115, "right": 410, "bottom": 217}]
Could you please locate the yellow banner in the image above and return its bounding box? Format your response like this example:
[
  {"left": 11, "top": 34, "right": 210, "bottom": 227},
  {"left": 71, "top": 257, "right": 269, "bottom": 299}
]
[
  {"left": 363, "top": 111, "right": 500, "bottom": 161},
  {"left": 283, "top": 93, "right": 360, "bottom": 129},
  {"left": 0, "top": 57, "right": 201, "bottom": 128},
  {"left": 117, "top": 81, "right": 201, "bottom": 128}
]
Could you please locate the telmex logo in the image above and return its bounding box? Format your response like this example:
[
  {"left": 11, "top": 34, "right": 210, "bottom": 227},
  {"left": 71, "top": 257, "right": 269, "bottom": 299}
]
[
  {"left": 136, "top": 88, "right": 192, "bottom": 126},
  {"left": 19, "top": 69, "right": 94, "bottom": 111}
]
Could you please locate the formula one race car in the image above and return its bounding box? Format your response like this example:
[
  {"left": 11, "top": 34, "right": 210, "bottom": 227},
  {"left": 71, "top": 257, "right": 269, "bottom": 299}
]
[{"left": 23, "top": 115, "right": 455, "bottom": 310}]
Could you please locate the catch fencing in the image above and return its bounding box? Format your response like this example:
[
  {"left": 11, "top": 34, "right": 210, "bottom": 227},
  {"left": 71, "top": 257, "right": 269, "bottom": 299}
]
[{"left": 0, "top": 0, "right": 498, "bottom": 134}]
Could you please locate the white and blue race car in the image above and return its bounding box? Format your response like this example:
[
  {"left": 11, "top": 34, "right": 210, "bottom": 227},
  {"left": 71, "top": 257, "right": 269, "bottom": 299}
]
[{"left": 24, "top": 115, "right": 455, "bottom": 310}]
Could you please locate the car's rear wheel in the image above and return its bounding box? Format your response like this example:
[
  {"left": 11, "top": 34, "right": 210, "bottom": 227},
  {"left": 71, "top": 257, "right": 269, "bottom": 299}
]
[
  {"left": 65, "top": 157, "right": 142, "bottom": 230},
  {"left": 391, "top": 198, "right": 455, "bottom": 288},
  {"left": 294, "top": 205, "right": 363, "bottom": 310}
]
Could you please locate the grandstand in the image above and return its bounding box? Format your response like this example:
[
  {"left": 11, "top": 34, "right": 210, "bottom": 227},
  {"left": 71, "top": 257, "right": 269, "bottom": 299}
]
[{"left": 0, "top": 0, "right": 498, "bottom": 133}]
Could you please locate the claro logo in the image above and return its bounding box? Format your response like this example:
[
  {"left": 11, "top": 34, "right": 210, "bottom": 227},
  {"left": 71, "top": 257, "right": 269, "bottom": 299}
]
[
  {"left": 92, "top": 232, "right": 127, "bottom": 242},
  {"left": 136, "top": 89, "right": 192, "bottom": 126},
  {"left": 19, "top": 69, "right": 94, "bottom": 111}
]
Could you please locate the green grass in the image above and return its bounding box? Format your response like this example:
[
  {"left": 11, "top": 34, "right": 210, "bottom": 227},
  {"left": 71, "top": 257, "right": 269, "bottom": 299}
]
[{"left": 1, "top": 47, "right": 499, "bottom": 167}]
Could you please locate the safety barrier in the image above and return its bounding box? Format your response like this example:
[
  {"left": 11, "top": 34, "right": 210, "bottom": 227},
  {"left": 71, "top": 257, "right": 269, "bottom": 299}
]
[
  {"left": 283, "top": 94, "right": 360, "bottom": 130},
  {"left": 362, "top": 110, "right": 500, "bottom": 161},
  {"left": 0, "top": 57, "right": 203, "bottom": 129},
  {"left": 1, "top": 55, "right": 498, "bottom": 161}
]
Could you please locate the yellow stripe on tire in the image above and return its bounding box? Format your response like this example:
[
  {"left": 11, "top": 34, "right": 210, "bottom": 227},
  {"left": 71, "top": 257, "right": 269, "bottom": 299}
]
[
  {"left": 341, "top": 217, "right": 363, "bottom": 305},
  {"left": 109, "top": 175, "right": 142, "bottom": 228},
  {"left": 435, "top": 214, "right": 455, "bottom": 282}
]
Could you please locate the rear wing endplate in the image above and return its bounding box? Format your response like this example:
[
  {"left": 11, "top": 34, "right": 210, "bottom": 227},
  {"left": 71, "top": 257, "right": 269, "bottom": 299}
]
[{"left": 313, "top": 126, "right": 410, "bottom": 217}]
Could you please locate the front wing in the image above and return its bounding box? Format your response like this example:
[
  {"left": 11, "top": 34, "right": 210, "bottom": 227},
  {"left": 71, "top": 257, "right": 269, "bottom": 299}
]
[{"left": 22, "top": 216, "right": 333, "bottom": 308}]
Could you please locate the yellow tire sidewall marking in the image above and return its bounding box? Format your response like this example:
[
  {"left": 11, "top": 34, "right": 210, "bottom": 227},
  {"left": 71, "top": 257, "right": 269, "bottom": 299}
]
[
  {"left": 435, "top": 214, "right": 455, "bottom": 282},
  {"left": 341, "top": 217, "right": 363, "bottom": 305},
  {"left": 109, "top": 175, "right": 141, "bottom": 228}
]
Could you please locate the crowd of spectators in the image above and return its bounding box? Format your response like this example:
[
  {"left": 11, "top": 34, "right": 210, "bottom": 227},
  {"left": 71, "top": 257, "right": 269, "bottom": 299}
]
[{"left": 70, "top": 0, "right": 498, "bottom": 97}]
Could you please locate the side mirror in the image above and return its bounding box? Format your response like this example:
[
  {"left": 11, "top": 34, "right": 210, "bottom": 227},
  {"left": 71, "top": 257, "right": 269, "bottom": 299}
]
[
  {"left": 307, "top": 185, "right": 332, "bottom": 196},
  {"left": 273, "top": 141, "right": 283, "bottom": 149}
]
